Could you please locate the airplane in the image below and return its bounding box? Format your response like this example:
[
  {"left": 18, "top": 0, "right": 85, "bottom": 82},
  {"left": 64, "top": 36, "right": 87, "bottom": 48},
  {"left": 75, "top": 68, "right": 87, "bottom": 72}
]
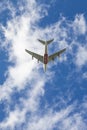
[{"left": 25, "top": 39, "right": 66, "bottom": 72}]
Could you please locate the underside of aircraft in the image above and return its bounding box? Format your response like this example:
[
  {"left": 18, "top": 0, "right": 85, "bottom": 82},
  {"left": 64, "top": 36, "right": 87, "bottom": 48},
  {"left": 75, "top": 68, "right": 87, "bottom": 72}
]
[{"left": 25, "top": 39, "right": 66, "bottom": 71}]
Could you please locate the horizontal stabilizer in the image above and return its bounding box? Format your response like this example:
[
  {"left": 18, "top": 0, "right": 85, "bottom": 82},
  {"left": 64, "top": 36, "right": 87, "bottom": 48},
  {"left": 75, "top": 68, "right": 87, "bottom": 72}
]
[
  {"left": 37, "top": 39, "right": 45, "bottom": 45},
  {"left": 38, "top": 39, "right": 54, "bottom": 45},
  {"left": 47, "top": 39, "right": 54, "bottom": 44}
]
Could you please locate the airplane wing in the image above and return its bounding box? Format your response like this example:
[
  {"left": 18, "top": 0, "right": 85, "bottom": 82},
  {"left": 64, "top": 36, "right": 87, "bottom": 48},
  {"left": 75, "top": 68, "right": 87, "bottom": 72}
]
[
  {"left": 48, "top": 48, "right": 66, "bottom": 62},
  {"left": 25, "top": 49, "right": 43, "bottom": 63}
]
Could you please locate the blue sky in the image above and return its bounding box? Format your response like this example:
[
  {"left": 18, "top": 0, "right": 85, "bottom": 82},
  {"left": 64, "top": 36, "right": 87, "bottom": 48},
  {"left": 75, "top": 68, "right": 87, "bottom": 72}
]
[{"left": 0, "top": 0, "right": 87, "bottom": 130}]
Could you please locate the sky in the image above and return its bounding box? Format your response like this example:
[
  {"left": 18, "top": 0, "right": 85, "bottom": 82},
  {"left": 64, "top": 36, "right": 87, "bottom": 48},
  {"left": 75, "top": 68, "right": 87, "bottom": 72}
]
[{"left": 0, "top": 0, "right": 87, "bottom": 130}]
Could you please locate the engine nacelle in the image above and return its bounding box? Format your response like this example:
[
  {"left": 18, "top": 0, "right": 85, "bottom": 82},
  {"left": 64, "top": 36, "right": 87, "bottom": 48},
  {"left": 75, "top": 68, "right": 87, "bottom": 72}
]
[
  {"left": 32, "top": 56, "right": 33, "bottom": 60},
  {"left": 37, "top": 59, "right": 39, "bottom": 63}
]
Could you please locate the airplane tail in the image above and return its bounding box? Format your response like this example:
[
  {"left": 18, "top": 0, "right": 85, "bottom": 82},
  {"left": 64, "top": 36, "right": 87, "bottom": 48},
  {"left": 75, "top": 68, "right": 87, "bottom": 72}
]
[{"left": 38, "top": 39, "right": 54, "bottom": 45}]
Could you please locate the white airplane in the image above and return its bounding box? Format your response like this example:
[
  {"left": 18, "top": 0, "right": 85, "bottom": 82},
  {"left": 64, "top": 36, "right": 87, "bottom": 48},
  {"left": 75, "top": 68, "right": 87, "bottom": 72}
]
[{"left": 25, "top": 39, "right": 66, "bottom": 71}]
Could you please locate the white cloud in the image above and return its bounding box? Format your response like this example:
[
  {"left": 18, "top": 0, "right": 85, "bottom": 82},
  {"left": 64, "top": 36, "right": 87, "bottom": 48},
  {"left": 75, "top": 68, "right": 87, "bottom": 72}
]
[
  {"left": 62, "top": 114, "right": 87, "bottom": 130},
  {"left": 0, "top": 0, "right": 46, "bottom": 100},
  {"left": 0, "top": 0, "right": 18, "bottom": 21},
  {"left": 0, "top": 107, "right": 26, "bottom": 130},
  {"left": 26, "top": 103, "right": 87, "bottom": 130},
  {"left": 73, "top": 14, "right": 86, "bottom": 35},
  {"left": 0, "top": 74, "right": 46, "bottom": 129},
  {"left": 75, "top": 45, "right": 87, "bottom": 67},
  {"left": 27, "top": 104, "right": 74, "bottom": 130}
]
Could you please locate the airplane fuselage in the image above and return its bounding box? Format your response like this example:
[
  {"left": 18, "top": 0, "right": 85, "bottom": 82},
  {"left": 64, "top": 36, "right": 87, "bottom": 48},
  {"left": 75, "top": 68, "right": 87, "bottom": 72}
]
[
  {"left": 43, "top": 42, "right": 48, "bottom": 71},
  {"left": 44, "top": 54, "right": 48, "bottom": 64}
]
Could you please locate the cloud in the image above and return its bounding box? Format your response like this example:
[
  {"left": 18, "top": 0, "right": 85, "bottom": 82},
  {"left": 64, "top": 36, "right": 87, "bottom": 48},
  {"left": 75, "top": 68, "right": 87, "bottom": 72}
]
[
  {"left": 27, "top": 105, "right": 74, "bottom": 130},
  {"left": 73, "top": 14, "right": 86, "bottom": 35},
  {"left": 0, "top": 73, "right": 46, "bottom": 129},
  {"left": 0, "top": 108, "right": 26, "bottom": 130},
  {"left": 0, "top": 99, "right": 87, "bottom": 130},
  {"left": 26, "top": 102, "right": 87, "bottom": 130},
  {"left": 62, "top": 114, "right": 87, "bottom": 130},
  {"left": 75, "top": 45, "right": 87, "bottom": 67},
  {"left": 0, "top": 0, "right": 47, "bottom": 100}
]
